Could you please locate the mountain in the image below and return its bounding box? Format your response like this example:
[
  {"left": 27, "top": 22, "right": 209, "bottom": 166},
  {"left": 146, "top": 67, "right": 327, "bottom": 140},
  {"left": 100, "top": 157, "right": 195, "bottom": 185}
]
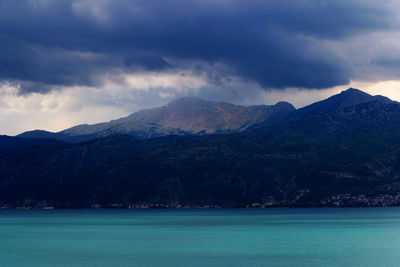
[
  {"left": 3, "top": 88, "right": 400, "bottom": 208},
  {"left": 17, "top": 129, "right": 62, "bottom": 139},
  {"left": 61, "top": 97, "right": 295, "bottom": 137},
  {"left": 18, "top": 89, "right": 385, "bottom": 143},
  {"left": 292, "top": 88, "right": 391, "bottom": 118},
  {"left": 18, "top": 97, "right": 295, "bottom": 142},
  {"left": 0, "top": 135, "right": 66, "bottom": 149}
]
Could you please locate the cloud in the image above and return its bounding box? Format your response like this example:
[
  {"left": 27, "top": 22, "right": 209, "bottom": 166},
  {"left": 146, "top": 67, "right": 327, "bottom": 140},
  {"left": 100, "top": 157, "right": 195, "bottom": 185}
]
[
  {"left": 3, "top": 0, "right": 400, "bottom": 135},
  {"left": 0, "top": 0, "right": 398, "bottom": 94}
]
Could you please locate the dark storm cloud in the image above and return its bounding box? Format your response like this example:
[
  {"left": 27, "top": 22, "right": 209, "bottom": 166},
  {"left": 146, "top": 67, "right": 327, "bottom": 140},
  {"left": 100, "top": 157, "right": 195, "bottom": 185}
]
[{"left": 0, "top": 0, "right": 395, "bottom": 93}]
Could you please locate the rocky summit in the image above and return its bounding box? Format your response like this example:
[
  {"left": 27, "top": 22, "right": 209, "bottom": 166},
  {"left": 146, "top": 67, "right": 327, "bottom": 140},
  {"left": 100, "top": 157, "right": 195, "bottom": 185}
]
[{"left": 18, "top": 97, "right": 295, "bottom": 142}]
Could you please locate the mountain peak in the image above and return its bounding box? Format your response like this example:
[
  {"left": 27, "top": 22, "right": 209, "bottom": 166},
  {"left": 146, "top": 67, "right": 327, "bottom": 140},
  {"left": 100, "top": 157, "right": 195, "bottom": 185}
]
[
  {"left": 275, "top": 101, "right": 295, "bottom": 109},
  {"left": 340, "top": 88, "right": 370, "bottom": 96},
  {"left": 167, "top": 97, "right": 208, "bottom": 107},
  {"left": 342, "top": 87, "right": 364, "bottom": 92},
  {"left": 293, "top": 88, "right": 387, "bottom": 118},
  {"left": 18, "top": 129, "right": 60, "bottom": 139}
]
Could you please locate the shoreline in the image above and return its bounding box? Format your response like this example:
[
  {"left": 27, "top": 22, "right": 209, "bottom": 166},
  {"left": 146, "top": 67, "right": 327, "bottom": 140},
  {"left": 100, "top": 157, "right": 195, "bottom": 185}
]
[{"left": 1, "top": 205, "right": 399, "bottom": 211}]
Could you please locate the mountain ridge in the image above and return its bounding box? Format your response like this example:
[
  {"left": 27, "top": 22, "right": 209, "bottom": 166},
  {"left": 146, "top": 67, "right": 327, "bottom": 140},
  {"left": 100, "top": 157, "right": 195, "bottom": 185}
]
[
  {"left": 18, "top": 97, "right": 296, "bottom": 142},
  {"left": 3, "top": 88, "right": 400, "bottom": 208},
  {"left": 16, "top": 88, "right": 394, "bottom": 144},
  {"left": 292, "top": 88, "right": 392, "bottom": 118},
  {"left": 0, "top": 135, "right": 66, "bottom": 149}
]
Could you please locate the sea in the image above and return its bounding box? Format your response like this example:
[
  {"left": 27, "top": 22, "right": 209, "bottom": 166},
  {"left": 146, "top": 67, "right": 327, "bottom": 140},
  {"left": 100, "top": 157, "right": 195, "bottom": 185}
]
[{"left": 0, "top": 208, "right": 399, "bottom": 267}]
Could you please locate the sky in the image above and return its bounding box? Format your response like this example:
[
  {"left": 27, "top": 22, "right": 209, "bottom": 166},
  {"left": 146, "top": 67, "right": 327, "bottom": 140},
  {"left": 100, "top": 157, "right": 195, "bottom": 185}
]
[{"left": 2, "top": 0, "right": 400, "bottom": 135}]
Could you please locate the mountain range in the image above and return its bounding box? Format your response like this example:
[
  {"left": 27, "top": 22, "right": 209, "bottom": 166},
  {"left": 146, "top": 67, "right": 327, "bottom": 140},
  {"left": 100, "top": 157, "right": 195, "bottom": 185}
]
[
  {"left": 2, "top": 88, "right": 400, "bottom": 208},
  {"left": 17, "top": 88, "right": 387, "bottom": 143},
  {"left": 17, "top": 97, "right": 296, "bottom": 143}
]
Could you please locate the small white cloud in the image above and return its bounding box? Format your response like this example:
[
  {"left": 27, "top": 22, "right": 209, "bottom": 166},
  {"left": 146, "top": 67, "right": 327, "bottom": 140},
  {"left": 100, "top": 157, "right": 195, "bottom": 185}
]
[
  {"left": 159, "top": 92, "right": 175, "bottom": 98},
  {"left": 122, "top": 72, "right": 207, "bottom": 93},
  {"left": 72, "top": 0, "right": 112, "bottom": 23}
]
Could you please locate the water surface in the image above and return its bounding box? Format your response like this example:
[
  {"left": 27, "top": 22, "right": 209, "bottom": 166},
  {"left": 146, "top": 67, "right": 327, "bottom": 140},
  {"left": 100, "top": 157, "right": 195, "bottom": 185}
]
[{"left": 0, "top": 208, "right": 399, "bottom": 266}]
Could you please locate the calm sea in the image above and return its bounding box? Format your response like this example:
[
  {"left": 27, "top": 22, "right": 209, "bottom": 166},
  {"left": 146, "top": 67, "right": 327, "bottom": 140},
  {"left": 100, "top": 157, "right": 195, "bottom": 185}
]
[{"left": 0, "top": 208, "right": 399, "bottom": 266}]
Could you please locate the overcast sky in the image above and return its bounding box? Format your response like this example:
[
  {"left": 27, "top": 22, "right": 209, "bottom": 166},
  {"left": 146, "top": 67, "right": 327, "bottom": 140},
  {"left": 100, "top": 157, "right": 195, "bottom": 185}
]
[{"left": 2, "top": 0, "right": 400, "bottom": 135}]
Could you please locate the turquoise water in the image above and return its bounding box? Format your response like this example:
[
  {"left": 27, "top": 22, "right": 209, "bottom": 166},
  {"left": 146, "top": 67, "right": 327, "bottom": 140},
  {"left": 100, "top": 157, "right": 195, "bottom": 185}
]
[{"left": 0, "top": 209, "right": 400, "bottom": 266}]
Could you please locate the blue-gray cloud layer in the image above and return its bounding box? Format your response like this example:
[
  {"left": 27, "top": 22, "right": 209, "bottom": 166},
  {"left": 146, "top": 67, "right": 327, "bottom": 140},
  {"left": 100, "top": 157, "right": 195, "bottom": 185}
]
[{"left": 0, "top": 0, "right": 396, "bottom": 93}]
